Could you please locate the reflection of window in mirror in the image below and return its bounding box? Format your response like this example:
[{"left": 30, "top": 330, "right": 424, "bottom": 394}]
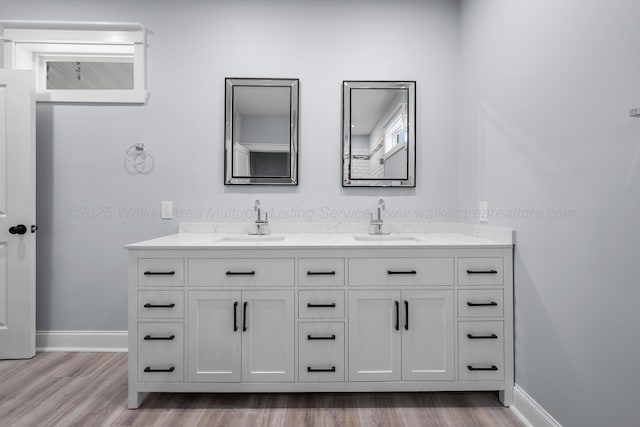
[
  {"left": 342, "top": 80, "right": 415, "bottom": 187},
  {"left": 351, "top": 90, "right": 408, "bottom": 180},
  {"left": 384, "top": 105, "right": 407, "bottom": 154}
]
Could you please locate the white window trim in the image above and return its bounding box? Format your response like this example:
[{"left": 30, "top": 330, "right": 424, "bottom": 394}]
[
  {"left": 382, "top": 103, "right": 408, "bottom": 155},
  {"left": 0, "top": 20, "right": 148, "bottom": 103}
]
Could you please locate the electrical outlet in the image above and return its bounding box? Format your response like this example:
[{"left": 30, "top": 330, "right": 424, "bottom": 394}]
[
  {"left": 479, "top": 201, "right": 488, "bottom": 223},
  {"left": 161, "top": 201, "right": 173, "bottom": 220}
]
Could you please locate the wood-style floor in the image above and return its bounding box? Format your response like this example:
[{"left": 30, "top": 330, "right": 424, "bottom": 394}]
[{"left": 0, "top": 352, "right": 525, "bottom": 427}]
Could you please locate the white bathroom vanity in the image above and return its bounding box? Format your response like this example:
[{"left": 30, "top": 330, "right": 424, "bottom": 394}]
[{"left": 126, "top": 224, "right": 514, "bottom": 409}]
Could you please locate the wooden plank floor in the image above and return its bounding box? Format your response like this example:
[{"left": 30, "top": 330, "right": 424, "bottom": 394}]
[{"left": 0, "top": 352, "right": 525, "bottom": 427}]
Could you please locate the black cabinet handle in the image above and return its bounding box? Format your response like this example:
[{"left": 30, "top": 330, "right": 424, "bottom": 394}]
[
  {"left": 143, "top": 271, "right": 175, "bottom": 276},
  {"left": 9, "top": 224, "right": 27, "bottom": 235},
  {"left": 144, "top": 366, "right": 175, "bottom": 373},
  {"left": 467, "top": 334, "right": 498, "bottom": 340},
  {"left": 226, "top": 271, "right": 256, "bottom": 276},
  {"left": 387, "top": 270, "right": 417, "bottom": 275},
  {"left": 143, "top": 335, "right": 175, "bottom": 341},
  {"left": 394, "top": 300, "right": 400, "bottom": 331},
  {"left": 307, "top": 366, "right": 336, "bottom": 373},
  {"left": 143, "top": 303, "right": 175, "bottom": 308},
  {"left": 466, "top": 301, "right": 498, "bottom": 307},
  {"left": 307, "top": 334, "right": 336, "bottom": 340},
  {"left": 404, "top": 300, "right": 409, "bottom": 330},
  {"left": 466, "top": 269, "right": 498, "bottom": 274},
  {"left": 242, "top": 301, "right": 248, "bottom": 332},
  {"left": 307, "top": 271, "right": 336, "bottom": 276},
  {"left": 233, "top": 301, "right": 239, "bottom": 332},
  {"left": 467, "top": 365, "right": 498, "bottom": 371},
  {"left": 307, "top": 303, "right": 336, "bottom": 308}
]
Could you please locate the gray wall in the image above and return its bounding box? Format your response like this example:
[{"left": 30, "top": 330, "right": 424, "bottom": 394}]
[
  {"left": 459, "top": 1, "right": 640, "bottom": 426},
  {"left": 384, "top": 148, "right": 407, "bottom": 180},
  {"left": 239, "top": 115, "right": 289, "bottom": 145},
  {"left": 0, "top": 0, "right": 461, "bottom": 330}
]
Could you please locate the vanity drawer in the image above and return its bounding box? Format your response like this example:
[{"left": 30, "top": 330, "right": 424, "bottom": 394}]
[
  {"left": 298, "top": 322, "right": 345, "bottom": 382},
  {"left": 299, "top": 258, "right": 345, "bottom": 286},
  {"left": 188, "top": 258, "right": 294, "bottom": 286},
  {"left": 138, "top": 353, "right": 184, "bottom": 383},
  {"left": 458, "top": 321, "right": 504, "bottom": 381},
  {"left": 458, "top": 289, "right": 504, "bottom": 318},
  {"left": 458, "top": 258, "right": 504, "bottom": 286},
  {"left": 138, "top": 259, "right": 184, "bottom": 287},
  {"left": 138, "top": 323, "right": 183, "bottom": 354},
  {"left": 349, "top": 257, "right": 454, "bottom": 286},
  {"left": 138, "top": 291, "right": 184, "bottom": 319},
  {"left": 299, "top": 290, "right": 345, "bottom": 319}
]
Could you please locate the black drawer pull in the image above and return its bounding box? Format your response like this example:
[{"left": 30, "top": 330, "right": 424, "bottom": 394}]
[
  {"left": 143, "top": 335, "right": 175, "bottom": 341},
  {"left": 404, "top": 300, "right": 409, "bottom": 331},
  {"left": 144, "top": 366, "right": 175, "bottom": 373},
  {"left": 387, "top": 270, "right": 417, "bottom": 275},
  {"left": 233, "top": 301, "right": 239, "bottom": 332},
  {"left": 143, "top": 271, "right": 175, "bottom": 276},
  {"left": 466, "top": 269, "right": 498, "bottom": 274},
  {"left": 307, "top": 334, "right": 336, "bottom": 340},
  {"left": 143, "top": 303, "right": 175, "bottom": 308},
  {"left": 467, "top": 333, "right": 498, "bottom": 340},
  {"left": 307, "top": 366, "right": 336, "bottom": 373},
  {"left": 394, "top": 300, "right": 400, "bottom": 331},
  {"left": 466, "top": 301, "right": 498, "bottom": 307},
  {"left": 307, "top": 271, "right": 336, "bottom": 276},
  {"left": 307, "top": 303, "right": 336, "bottom": 308},
  {"left": 467, "top": 365, "right": 498, "bottom": 371},
  {"left": 226, "top": 271, "right": 256, "bottom": 276},
  {"left": 242, "top": 301, "right": 248, "bottom": 332}
]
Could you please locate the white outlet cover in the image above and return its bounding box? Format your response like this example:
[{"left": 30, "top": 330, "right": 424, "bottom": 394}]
[
  {"left": 479, "top": 201, "right": 488, "bottom": 223},
  {"left": 161, "top": 201, "right": 173, "bottom": 219}
]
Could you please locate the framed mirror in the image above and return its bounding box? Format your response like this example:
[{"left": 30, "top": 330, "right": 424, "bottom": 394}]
[
  {"left": 225, "top": 78, "right": 299, "bottom": 185},
  {"left": 342, "top": 81, "right": 416, "bottom": 187}
]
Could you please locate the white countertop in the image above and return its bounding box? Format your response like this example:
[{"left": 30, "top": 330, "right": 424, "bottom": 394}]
[{"left": 126, "top": 229, "right": 513, "bottom": 250}]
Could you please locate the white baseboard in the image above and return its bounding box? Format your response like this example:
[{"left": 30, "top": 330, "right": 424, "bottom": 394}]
[
  {"left": 36, "top": 330, "right": 128, "bottom": 352},
  {"left": 511, "top": 384, "right": 562, "bottom": 427}
]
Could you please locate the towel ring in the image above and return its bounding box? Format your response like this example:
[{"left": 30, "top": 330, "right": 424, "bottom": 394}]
[{"left": 126, "top": 143, "right": 153, "bottom": 174}]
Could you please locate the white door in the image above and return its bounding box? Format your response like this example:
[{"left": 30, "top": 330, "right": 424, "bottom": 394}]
[
  {"left": 0, "top": 70, "right": 36, "bottom": 360},
  {"left": 233, "top": 143, "right": 250, "bottom": 176},
  {"left": 187, "top": 291, "right": 242, "bottom": 382},
  {"left": 241, "top": 290, "right": 294, "bottom": 382},
  {"left": 401, "top": 290, "right": 454, "bottom": 381},
  {"left": 348, "top": 290, "right": 401, "bottom": 381}
]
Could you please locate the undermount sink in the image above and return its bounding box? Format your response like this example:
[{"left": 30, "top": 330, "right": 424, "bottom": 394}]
[
  {"left": 353, "top": 235, "right": 422, "bottom": 242},
  {"left": 219, "top": 235, "right": 286, "bottom": 242}
]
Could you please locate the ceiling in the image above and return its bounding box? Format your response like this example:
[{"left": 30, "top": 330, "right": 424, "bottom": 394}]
[
  {"left": 350, "top": 89, "right": 398, "bottom": 136},
  {"left": 234, "top": 86, "right": 291, "bottom": 116}
]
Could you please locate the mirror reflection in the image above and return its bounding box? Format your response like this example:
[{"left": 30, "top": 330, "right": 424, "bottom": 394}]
[
  {"left": 225, "top": 78, "right": 299, "bottom": 185},
  {"left": 343, "top": 81, "right": 416, "bottom": 187}
]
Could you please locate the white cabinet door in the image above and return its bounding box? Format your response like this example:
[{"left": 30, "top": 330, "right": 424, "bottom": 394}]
[
  {"left": 188, "top": 291, "right": 241, "bottom": 382},
  {"left": 348, "top": 290, "right": 401, "bottom": 381},
  {"left": 0, "top": 70, "right": 36, "bottom": 360},
  {"left": 401, "top": 290, "right": 454, "bottom": 381},
  {"left": 241, "top": 290, "right": 294, "bottom": 382}
]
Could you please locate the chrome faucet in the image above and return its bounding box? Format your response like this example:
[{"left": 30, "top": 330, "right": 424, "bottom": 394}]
[
  {"left": 369, "top": 198, "right": 388, "bottom": 235},
  {"left": 251, "top": 199, "right": 270, "bottom": 235}
]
